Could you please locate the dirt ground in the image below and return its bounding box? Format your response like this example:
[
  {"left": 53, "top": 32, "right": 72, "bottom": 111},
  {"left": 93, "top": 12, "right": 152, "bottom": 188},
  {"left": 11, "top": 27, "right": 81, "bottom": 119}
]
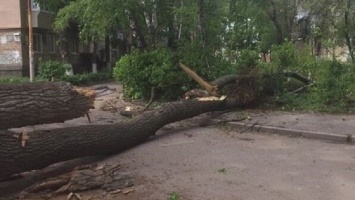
[{"left": 2, "top": 82, "right": 355, "bottom": 200}]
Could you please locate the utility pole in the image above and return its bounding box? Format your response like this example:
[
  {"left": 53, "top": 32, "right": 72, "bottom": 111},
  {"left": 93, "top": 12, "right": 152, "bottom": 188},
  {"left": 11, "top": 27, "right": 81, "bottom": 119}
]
[{"left": 27, "top": 0, "right": 35, "bottom": 82}]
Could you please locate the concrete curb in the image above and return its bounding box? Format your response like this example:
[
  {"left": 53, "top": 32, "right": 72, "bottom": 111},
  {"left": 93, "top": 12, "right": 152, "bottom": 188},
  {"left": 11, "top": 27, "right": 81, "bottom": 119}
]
[{"left": 226, "top": 122, "right": 354, "bottom": 144}]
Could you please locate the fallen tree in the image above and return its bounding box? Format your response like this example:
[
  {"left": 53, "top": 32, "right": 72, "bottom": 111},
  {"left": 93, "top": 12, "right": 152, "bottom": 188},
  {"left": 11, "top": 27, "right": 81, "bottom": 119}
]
[
  {"left": 0, "top": 98, "right": 242, "bottom": 181},
  {"left": 0, "top": 82, "right": 95, "bottom": 130},
  {"left": 0, "top": 64, "right": 312, "bottom": 183}
]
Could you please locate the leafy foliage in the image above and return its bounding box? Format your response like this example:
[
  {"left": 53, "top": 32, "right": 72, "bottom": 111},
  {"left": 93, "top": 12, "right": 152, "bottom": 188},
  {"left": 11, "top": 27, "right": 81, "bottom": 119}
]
[
  {"left": 1, "top": 72, "right": 112, "bottom": 86},
  {"left": 0, "top": 77, "right": 32, "bottom": 84},
  {"left": 309, "top": 60, "right": 355, "bottom": 110},
  {"left": 37, "top": 60, "right": 67, "bottom": 80},
  {"left": 39, "top": 0, "right": 355, "bottom": 113},
  {"left": 264, "top": 43, "right": 355, "bottom": 112},
  {"left": 176, "top": 43, "right": 236, "bottom": 80},
  {"left": 167, "top": 192, "right": 181, "bottom": 200},
  {"left": 54, "top": 0, "right": 123, "bottom": 41},
  {"left": 114, "top": 45, "right": 237, "bottom": 100},
  {"left": 114, "top": 48, "right": 186, "bottom": 100},
  {"left": 60, "top": 71, "right": 113, "bottom": 85}
]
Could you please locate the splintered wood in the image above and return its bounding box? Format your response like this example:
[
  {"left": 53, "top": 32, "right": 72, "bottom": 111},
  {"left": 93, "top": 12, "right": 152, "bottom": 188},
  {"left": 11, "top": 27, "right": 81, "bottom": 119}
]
[
  {"left": 19, "top": 163, "right": 133, "bottom": 199},
  {"left": 74, "top": 87, "right": 96, "bottom": 109}
]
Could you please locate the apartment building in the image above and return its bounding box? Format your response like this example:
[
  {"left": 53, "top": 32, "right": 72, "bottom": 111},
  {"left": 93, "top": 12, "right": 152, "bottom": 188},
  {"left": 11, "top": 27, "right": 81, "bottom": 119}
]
[
  {"left": 0, "top": 0, "right": 59, "bottom": 76},
  {"left": 0, "top": 0, "right": 107, "bottom": 77}
]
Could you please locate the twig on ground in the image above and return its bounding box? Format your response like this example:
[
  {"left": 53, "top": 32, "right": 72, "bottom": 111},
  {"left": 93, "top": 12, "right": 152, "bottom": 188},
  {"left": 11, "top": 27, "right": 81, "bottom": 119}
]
[
  {"left": 291, "top": 83, "right": 315, "bottom": 94},
  {"left": 240, "top": 121, "right": 259, "bottom": 133}
]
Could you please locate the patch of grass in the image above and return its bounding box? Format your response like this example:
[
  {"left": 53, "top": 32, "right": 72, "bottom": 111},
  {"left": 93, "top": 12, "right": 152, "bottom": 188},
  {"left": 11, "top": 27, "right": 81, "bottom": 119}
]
[
  {"left": 0, "top": 77, "right": 31, "bottom": 84},
  {"left": 217, "top": 168, "right": 227, "bottom": 174},
  {"left": 0, "top": 77, "right": 49, "bottom": 84},
  {"left": 0, "top": 71, "right": 113, "bottom": 86},
  {"left": 60, "top": 71, "right": 113, "bottom": 86},
  {"left": 216, "top": 124, "right": 231, "bottom": 131},
  {"left": 168, "top": 192, "right": 181, "bottom": 200},
  {"left": 276, "top": 92, "right": 355, "bottom": 114}
]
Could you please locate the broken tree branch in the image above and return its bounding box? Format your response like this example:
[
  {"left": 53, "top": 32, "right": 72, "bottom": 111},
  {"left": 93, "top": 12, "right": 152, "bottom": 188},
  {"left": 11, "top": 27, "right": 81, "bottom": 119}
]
[
  {"left": 282, "top": 72, "right": 313, "bottom": 85},
  {"left": 179, "top": 63, "right": 218, "bottom": 95}
]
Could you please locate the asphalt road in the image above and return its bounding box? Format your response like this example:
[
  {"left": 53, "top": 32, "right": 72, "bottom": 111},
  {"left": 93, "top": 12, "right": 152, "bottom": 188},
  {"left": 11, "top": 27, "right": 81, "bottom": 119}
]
[{"left": 97, "top": 126, "right": 355, "bottom": 200}]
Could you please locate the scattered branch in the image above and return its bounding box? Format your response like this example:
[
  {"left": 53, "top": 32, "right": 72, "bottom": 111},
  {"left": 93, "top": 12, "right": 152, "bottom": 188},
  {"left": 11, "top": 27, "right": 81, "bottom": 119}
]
[
  {"left": 291, "top": 83, "right": 315, "bottom": 94},
  {"left": 240, "top": 121, "right": 259, "bottom": 134},
  {"left": 283, "top": 72, "right": 313, "bottom": 85}
]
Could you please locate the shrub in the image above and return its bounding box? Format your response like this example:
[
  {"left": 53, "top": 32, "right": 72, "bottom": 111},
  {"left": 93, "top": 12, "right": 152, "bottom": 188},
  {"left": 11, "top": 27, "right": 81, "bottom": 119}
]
[
  {"left": 277, "top": 59, "right": 355, "bottom": 113},
  {"left": 37, "top": 60, "right": 66, "bottom": 79},
  {"left": 310, "top": 60, "right": 355, "bottom": 109},
  {"left": 114, "top": 44, "right": 241, "bottom": 100},
  {"left": 258, "top": 42, "right": 317, "bottom": 94},
  {"left": 235, "top": 49, "right": 260, "bottom": 71},
  {"left": 114, "top": 48, "right": 188, "bottom": 100}
]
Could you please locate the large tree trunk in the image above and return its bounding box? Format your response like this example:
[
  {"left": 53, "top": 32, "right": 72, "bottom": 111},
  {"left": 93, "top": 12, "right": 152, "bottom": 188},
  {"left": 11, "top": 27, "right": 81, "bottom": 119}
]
[
  {"left": 266, "top": 0, "right": 284, "bottom": 44},
  {"left": 0, "top": 82, "right": 94, "bottom": 130},
  {"left": 125, "top": 7, "right": 148, "bottom": 51},
  {"left": 197, "top": 0, "right": 206, "bottom": 46},
  {"left": 0, "top": 98, "right": 242, "bottom": 181},
  {"left": 344, "top": 0, "right": 355, "bottom": 62}
]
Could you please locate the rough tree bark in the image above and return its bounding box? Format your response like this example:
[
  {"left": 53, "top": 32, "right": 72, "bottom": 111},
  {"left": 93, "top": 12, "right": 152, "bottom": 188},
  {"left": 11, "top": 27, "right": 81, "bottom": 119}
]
[
  {"left": 344, "top": 0, "right": 355, "bottom": 62},
  {"left": 0, "top": 82, "right": 94, "bottom": 130},
  {"left": 0, "top": 98, "right": 242, "bottom": 181}
]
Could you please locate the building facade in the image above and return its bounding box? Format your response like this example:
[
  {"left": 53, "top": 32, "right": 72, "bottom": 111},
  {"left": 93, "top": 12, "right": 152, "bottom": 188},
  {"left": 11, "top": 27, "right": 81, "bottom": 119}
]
[
  {"left": 0, "top": 0, "right": 64, "bottom": 76},
  {"left": 0, "top": 0, "right": 111, "bottom": 77}
]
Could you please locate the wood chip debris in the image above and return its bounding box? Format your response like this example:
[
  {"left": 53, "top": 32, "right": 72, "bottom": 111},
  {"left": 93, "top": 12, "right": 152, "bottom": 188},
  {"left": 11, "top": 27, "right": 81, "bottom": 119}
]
[
  {"left": 13, "top": 129, "right": 30, "bottom": 148},
  {"left": 67, "top": 192, "right": 82, "bottom": 200}
]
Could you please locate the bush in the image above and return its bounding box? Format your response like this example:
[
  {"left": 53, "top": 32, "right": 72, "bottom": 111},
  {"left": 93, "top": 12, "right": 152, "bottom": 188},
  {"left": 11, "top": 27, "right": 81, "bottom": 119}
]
[
  {"left": 114, "top": 48, "right": 188, "bottom": 100},
  {"left": 114, "top": 44, "right": 240, "bottom": 100},
  {"left": 277, "top": 59, "right": 355, "bottom": 113},
  {"left": 37, "top": 60, "right": 67, "bottom": 79},
  {"left": 258, "top": 42, "right": 317, "bottom": 94},
  {"left": 310, "top": 60, "right": 355, "bottom": 109},
  {"left": 235, "top": 49, "right": 261, "bottom": 71}
]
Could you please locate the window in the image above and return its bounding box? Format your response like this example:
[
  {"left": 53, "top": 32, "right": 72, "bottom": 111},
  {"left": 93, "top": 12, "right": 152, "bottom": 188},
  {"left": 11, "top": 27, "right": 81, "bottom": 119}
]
[
  {"left": 32, "top": 0, "right": 48, "bottom": 11},
  {"left": 33, "top": 34, "right": 42, "bottom": 52},
  {"left": 31, "top": 0, "right": 40, "bottom": 10},
  {"left": 13, "top": 33, "right": 20, "bottom": 42},
  {"left": 0, "top": 36, "right": 6, "bottom": 44},
  {"left": 47, "top": 35, "right": 56, "bottom": 53}
]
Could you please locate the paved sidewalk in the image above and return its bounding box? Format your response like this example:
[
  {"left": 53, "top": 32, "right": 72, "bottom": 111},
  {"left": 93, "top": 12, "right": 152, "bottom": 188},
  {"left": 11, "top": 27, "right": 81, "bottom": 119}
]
[{"left": 223, "top": 111, "right": 355, "bottom": 143}]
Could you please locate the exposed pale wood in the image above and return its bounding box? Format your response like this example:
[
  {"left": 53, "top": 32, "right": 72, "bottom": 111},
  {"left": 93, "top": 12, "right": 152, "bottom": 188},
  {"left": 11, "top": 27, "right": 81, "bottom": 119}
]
[{"left": 179, "top": 63, "right": 218, "bottom": 95}]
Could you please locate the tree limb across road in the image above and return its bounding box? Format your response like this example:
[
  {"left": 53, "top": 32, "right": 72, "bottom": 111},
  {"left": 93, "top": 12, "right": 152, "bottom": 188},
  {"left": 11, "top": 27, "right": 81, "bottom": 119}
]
[{"left": 0, "top": 98, "right": 243, "bottom": 181}]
